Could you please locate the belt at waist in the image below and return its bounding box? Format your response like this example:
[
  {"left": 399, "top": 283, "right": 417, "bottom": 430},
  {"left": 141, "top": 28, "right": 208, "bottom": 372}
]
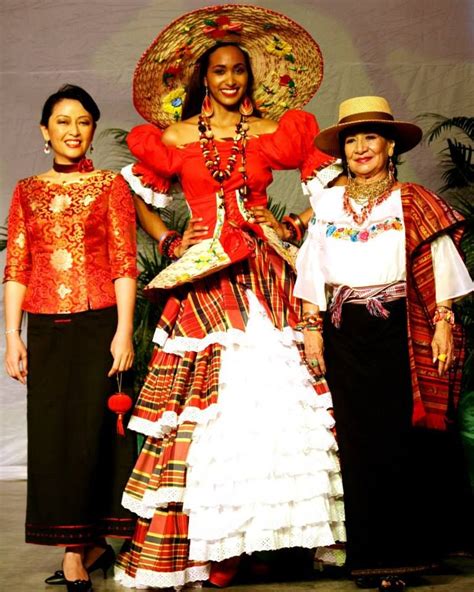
[{"left": 329, "top": 281, "right": 407, "bottom": 328}]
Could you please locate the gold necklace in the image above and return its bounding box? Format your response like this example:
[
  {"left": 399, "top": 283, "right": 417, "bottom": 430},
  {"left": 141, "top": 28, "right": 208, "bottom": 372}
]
[{"left": 343, "top": 172, "right": 395, "bottom": 225}]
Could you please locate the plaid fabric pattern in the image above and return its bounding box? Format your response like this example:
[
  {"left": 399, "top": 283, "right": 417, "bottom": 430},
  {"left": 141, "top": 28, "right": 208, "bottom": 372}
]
[
  {"left": 115, "top": 509, "right": 207, "bottom": 581},
  {"left": 132, "top": 240, "right": 303, "bottom": 425},
  {"left": 402, "top": 183, "right": 466, "bottom": 430},
  {"left": 119, "top": 239, "right": 332, "bottom": 583}
]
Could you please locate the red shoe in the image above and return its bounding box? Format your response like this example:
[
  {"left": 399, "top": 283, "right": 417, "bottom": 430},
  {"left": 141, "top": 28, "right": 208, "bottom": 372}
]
[{"left": 208, "top": 556, "right": 241, "bottom": 587}]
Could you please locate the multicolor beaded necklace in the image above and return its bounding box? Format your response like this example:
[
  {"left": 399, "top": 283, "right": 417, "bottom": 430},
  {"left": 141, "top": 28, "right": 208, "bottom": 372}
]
[
  {"left": 343, "top": 172, "right": 395, "bottom": 225},
  {"left": 198, "top": 115, "right": 250, "bottom": 198}
]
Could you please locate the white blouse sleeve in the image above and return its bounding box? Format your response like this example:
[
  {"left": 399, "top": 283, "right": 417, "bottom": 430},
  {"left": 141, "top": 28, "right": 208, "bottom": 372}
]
[
  {"left": 431, "top": 234, "right": 473, "bottom": 302},
  {"left": 294, "top": 227, "right": 328, "bottom": 310}
]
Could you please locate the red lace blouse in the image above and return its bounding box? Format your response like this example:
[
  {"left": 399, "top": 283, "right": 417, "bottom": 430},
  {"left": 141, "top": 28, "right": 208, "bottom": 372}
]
[{"left": 4, "top": 171, "right": 137, "bottom": 314}]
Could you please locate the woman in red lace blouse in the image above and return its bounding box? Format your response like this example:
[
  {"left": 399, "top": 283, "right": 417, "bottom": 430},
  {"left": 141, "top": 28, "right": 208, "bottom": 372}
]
[{"left": 4, "top": 84, "right": 138, "bottom": 592}]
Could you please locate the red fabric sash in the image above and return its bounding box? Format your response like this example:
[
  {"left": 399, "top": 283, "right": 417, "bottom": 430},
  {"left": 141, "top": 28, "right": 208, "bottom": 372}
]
[{"left": 401, "top": 183, "right": 466, "bottom": 430}]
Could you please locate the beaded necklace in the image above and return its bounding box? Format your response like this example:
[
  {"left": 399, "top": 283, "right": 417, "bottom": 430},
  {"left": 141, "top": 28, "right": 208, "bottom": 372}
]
[
  {"left": 343, "top": 172, "right": 395, "bottom": 225},
  {"left": 198, "top": 115, "right": 249, "bottom": 198}
]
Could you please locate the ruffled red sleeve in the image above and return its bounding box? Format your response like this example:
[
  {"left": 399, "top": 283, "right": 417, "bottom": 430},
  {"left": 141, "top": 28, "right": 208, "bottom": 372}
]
[
  {"left": 258, "top": 110, "right": 334, "bottom": 180},
  {"left": 127, "top": 124, "right": 183, "bottom": 183}
]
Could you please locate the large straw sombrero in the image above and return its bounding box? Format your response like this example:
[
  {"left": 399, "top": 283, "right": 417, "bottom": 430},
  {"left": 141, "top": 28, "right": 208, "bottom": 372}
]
[
  {"left": 133, "top": 4, "right": 324, "bottom": 127},
  {"left": 315, "top": 96, "right": 422, "bottom": 157}
]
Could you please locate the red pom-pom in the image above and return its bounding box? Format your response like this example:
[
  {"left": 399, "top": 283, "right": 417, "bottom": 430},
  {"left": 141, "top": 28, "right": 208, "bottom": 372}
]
[{"left": 107, "top": 392, "right": 133, "bottom": 437}]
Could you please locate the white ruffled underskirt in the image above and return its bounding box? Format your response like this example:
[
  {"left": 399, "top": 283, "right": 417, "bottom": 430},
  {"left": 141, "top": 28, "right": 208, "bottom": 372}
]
[
  {"left": 120, "top": 290, "right": 345, "bottom": 586},
  {"left": 183, "top": 292, "right": 344, "bottom": 562}
]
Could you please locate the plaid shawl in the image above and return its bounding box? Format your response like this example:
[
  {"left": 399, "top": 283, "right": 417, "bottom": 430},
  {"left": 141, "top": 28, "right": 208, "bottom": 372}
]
[{"left": 402, "top": 183, "right": 466, "bottom": 430}]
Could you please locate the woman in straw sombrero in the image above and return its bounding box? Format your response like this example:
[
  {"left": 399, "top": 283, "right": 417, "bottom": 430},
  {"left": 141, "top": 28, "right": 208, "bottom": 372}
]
[
  {"left": 115, "top": 5, "right": 344, "bottom": 589},
  {"left": 294, "top": 96, "right": 473, "bottom": 591}
]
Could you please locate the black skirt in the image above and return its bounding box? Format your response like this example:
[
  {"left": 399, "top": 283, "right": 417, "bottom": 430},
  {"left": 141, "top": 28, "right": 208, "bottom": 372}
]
[
  {"left": 26, "top": 307, "right": 136, "bottom": 546},
  {"left": 324, "top": 298, "right": 434, "bottom": 575}
]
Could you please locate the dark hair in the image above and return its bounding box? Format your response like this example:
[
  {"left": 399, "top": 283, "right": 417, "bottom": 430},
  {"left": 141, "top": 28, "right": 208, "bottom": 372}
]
[
  {"left": 339, "top": 123, "right": 401, "bottom": 178},
  {"left": 40, "top": 84, "right": 101, "bottom": 127},
  {"left": 181, "top": 42, "right": 260, "bottom": 120}
]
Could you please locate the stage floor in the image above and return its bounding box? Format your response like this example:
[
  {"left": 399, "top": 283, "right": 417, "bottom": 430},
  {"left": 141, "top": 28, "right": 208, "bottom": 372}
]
[{"left": 1, "top": 480, "right": 473, "bottom": 591}]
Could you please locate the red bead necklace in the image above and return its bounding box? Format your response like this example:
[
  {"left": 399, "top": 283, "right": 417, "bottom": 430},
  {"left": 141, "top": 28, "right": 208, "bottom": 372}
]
[
  {"left": 198, "top": 115, "right": 249, "bottom": 197},
  {"left": 343, "top": 172, "right": 395, "bottom": 225}
]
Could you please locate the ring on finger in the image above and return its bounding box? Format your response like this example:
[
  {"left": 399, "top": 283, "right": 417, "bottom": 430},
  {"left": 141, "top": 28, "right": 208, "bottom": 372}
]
[
  {"left": 437, "top": 353, "right": 448, "bottom": 362},
  {"left": 309, "top": 358, "right": 319, "bottom": 368}
]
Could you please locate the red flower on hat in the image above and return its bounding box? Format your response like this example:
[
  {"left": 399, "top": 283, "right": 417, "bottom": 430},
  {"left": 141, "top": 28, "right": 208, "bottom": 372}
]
[
  {"left": 279, "top": 74, "right": 294, "bottom": 87},
  {"left": 203, "top": 15, "right": 243, "bottom": 39},
  {"left": 279, "top": 74, "right": 297, "bottom": 97},
  {"left": 163, "top": 64, "right": 183, "bottom": 86}
]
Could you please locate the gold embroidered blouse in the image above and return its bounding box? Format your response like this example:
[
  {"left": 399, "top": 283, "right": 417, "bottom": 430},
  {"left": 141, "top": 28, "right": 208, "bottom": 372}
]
[{"left": 4, "top": 170, "right": 137, "bottom": 314}]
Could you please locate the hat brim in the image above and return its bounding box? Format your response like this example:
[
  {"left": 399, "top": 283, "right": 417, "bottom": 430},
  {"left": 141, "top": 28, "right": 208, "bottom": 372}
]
[
  {"left": 133, "top": 4, "right": 324, "bottom": 127},
  {"left": 314, "top": 119, "right": 423, "bottom": 157}
]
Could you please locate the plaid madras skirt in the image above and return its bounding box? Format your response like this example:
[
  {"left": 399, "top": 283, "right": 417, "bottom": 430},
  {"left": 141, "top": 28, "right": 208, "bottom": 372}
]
[{"left": 115, "top": 240, "right": 339, "bottom": 589}]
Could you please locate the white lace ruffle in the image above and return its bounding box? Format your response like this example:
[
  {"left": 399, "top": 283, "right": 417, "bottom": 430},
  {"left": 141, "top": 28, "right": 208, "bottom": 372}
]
[
  {"left": 127, "top": 410, "right": 178, "bottom": 438},
  {"left": 121, "top": 491, "right": 155, "bottom": 519},
  {"left": 115, "top": 563, "right": 209, "bottom": 590},
  {"left": 302, "top": 160, "right": 343, "bottom": 196},
  {"left": 114, "top": 564, "right": 150, "bottom": 589},
  {"left": 181, "top": 291, "right": 344, "bottom": 562},
  {"left": 121, "top": 164, "right": 173, "bottom": 209},
  {"left": 142, "top": 486, "right": 185, "bottom": 510},
  {"left": 189, "top": 522, "right": 345, "bottom": 563},
  {"left": 153, "top": 322, "right": 304, "bottom": 355}
]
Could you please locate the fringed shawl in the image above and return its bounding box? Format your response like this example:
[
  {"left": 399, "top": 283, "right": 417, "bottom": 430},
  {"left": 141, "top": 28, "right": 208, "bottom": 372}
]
[{"left": 402, "top": 183, "right": 466, "bottom": 430}]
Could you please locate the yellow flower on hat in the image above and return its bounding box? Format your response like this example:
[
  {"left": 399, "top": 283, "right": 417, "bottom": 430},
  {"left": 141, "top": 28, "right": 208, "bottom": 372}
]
[
  {"left": 162, "top": 87, "right": 187, "bottom": 121},
  {"left": 265, "top": 35, "right": 293, "bottom": 59}
]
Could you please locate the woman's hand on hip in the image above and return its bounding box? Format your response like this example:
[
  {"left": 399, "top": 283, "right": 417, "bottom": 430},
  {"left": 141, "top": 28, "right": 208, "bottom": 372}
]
[
  {"left": 5, "top": 333, "right": 28, "bottom": 384},
  {"left": 248, "top": 207, "right": 286, "bottom": 238},
  {"left": 303, "top": 329, "right": 326, "bottom": 376},
  {"left": 175, "top": 217, "right": 209, "bottom": 258},
  {"left": 431, "top": 321, "right": 454, "bottom": 377},
  {"left": 109, "top": 330, "right": 134, "bottom": 376}
]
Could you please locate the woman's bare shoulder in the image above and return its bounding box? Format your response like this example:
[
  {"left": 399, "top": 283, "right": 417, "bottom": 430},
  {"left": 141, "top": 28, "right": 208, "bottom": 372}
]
[
  {"left": 162, "top": 116, "right": 200, "bottom": 146},
  {"left": 249, "top": 117, "right": 278, "bottom": 135}
]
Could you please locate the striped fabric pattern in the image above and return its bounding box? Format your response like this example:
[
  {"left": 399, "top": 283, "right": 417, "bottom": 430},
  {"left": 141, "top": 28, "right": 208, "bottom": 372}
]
[{"left": 401, "top": 183, "right": 466, "bottom": 430}]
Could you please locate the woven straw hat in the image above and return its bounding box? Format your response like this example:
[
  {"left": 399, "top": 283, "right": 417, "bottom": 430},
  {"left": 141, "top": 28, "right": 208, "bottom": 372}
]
[
  {"left": 315, "top": 96, "right": 422, "bottom": 157},
  {"left": 133, "top": 4, "right": 324, "bottom": 127}
]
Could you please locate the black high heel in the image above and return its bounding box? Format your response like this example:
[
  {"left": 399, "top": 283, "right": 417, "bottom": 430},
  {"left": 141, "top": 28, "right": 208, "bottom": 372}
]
[
  {"left": 44, "top": 545, "right": 115, "bottom": 586},
  {"left": 65, "top": 578, "right": 92, "bottom": 592},
  {"left": 85, "top": 544, "right": 115, "bottom": 579}
]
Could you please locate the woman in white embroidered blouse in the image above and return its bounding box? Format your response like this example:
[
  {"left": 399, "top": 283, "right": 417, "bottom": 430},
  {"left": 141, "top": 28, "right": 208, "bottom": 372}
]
[{"left": 293, "top": 96, "right": 472, "bottom": 592}]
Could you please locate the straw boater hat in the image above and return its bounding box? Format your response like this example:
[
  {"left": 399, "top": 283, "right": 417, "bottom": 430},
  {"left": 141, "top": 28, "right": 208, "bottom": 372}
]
[
  {"left": 314, "top": 96, "right": 423, "bottom": 157},
  {"left": 133, "top": 4, "right": 324, "bottom": 128}
]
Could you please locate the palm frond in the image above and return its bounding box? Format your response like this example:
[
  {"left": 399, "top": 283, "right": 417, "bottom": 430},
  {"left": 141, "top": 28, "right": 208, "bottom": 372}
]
[
  {"left": 133, "top": 244, "right": 168, "bottom": 393},
  {"left": 418, "top": 114, "right": 474, "bottom": 143},
  {"left": 97, "top": 128, "right": 130, "bottom": 145},
  {"left": 267, "top": 195, "right": 287, "bottom": 221},
  {"left": 435, "top": 140, "right": 474, "bottom": 191},
  {"left": 94, "top": 127, "right": 134, "bottom": 171},
  {"left": 0, "top": 224, "right": 7, "bottom": 252}
]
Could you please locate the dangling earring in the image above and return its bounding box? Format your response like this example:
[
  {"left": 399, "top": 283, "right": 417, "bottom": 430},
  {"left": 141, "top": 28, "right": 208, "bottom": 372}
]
[
  {"left": 43, "top": 141, "right": 51, "bottom": 155},
  {"left": 239, "top": 96, "right": 254, "bottom": 117},
  {"left": 346, "top": 163, "right": 353, "bottom": 179},
  {"left": 89, "top": 144, "right": 94, "bottom": 153},
  {"left": 388, "top": 156, "right": 395, "bottom": 179},
  {"left": 201, "top": 87, "right": 213, "bottom": 118}
]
